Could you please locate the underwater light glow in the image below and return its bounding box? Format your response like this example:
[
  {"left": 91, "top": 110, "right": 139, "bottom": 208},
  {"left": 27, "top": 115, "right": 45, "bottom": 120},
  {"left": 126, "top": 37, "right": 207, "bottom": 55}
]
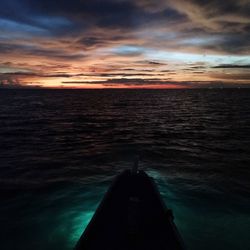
[{"left": 68, "top": 211, "right": 95, "bottom": 248}]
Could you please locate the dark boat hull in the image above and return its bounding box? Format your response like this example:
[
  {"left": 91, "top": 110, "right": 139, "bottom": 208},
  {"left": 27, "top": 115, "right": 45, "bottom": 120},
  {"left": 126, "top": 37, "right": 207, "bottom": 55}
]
[{"left": 75, "top": 170, "right": 185, "bottom": 250}]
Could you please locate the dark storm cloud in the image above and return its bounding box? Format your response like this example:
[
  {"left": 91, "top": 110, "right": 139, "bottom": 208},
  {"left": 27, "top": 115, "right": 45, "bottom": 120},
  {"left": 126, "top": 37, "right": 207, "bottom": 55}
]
[
  {"left": 0, "top": 0, "right": 248, "bottom": 54},
  {"left": 62, "top": 79, "right": 250, "bottom": 88},
  {"left": 135, "top": 61, "right": 167, "bottom": 66},
  {"left": 210, "top": 73, "right": 250, "bottom": 80},
  {"left": 171, "top": 0, "right": 250, "bottom": 27},
  {"left": 0, "top": 72, "right": 75, "bottom": 78},
  {"left": 92, "top": 73, "right": 165, "bottom": 77},
  {"left": 212, "top": 64, "right": 250, "bottom": 69},
  {"left": 0, "top": 42, "right": 85, "bottom": 60},
  {"left": 210, "top": 34, "right": 249, "bottom": 54},
  {"left": 148, "top": 61, "right": 166, "bottom": 65},
  {"left": 62, "top": 78, "right": 174, "bottom": 86},
  {"left": 167, "top": 0, "right": 250, "bottom": 54},
  {"left": 0, "top": 80, "right": 40, "bottom": 88},
  {"left": 0, "top": 0, "right": 185, "bottom": 34},
  {"left": 0, "top": 71, "right": 165, "bottom": 80},
  {"left": 77, "top": 37, "right": 107, "bottom": 49},
  {"left": 123, "top": 68, "right": 157, "bottom": 72}
]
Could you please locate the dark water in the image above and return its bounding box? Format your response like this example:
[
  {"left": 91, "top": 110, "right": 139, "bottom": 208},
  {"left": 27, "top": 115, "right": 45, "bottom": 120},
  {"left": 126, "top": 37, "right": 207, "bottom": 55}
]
[{"left": 0, "top": 89, "right": 250, "bottom": 250}]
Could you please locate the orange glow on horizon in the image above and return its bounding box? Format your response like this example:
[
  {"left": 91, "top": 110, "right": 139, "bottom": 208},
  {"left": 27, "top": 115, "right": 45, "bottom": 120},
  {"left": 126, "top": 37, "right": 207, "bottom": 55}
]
[{"left": 55, "top": 84, "right": 189, "bottom": 89}]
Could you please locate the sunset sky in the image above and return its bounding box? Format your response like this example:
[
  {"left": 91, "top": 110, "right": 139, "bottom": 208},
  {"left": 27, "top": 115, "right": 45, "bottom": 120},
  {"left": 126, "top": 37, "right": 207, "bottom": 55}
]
[{"left": 0, "top": 0, "right": 249, "bottom": 88}]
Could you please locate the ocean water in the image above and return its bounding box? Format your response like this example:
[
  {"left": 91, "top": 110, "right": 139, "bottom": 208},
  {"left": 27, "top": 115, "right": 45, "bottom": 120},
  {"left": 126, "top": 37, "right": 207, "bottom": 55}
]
[{"left": 0, "top": 89, "right": 250, "bottom": 250}]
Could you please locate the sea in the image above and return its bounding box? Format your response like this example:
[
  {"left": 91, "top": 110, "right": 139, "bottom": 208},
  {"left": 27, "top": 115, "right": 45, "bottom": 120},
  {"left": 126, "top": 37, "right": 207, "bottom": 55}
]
[{"left": 0, "top": 89, "right": 250, "bottom": 250}]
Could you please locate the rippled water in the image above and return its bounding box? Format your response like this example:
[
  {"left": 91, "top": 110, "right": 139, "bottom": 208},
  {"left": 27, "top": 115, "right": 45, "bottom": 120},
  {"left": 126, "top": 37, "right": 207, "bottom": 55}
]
[{"left": 0, "top": 89, "right": 250, "bottom": 250}]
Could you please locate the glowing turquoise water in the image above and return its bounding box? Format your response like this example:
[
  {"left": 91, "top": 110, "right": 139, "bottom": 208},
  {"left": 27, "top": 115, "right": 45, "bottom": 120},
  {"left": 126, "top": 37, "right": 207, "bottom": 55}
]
[
  {"left": 0, "top": 178, "right": 107, "bottom": 250},
  {"left": 148, "top": 170, "right": 250, "bottom": 250},
  {"left": 1, "top": 169, "right": 250, "bottom": 250}
]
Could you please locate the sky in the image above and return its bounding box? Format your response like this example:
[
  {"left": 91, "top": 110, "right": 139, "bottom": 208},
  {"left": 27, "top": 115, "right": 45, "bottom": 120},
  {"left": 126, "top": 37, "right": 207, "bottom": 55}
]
[{"left": 0, "top": 0, "right": 249, "bottom": 89}]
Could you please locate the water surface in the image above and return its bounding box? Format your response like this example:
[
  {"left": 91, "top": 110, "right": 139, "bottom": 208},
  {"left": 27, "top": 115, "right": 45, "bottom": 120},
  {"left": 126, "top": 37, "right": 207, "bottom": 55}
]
[{"left": 0, "top": 89, "right": 250, "bottom": 250}]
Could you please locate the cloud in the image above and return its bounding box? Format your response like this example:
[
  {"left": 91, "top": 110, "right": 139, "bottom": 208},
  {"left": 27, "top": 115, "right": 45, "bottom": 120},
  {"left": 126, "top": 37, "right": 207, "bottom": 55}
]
[
  {"left": 212, "top": 64, "right": 250, "bottom": 68},
  {"left": 210, "top": 72, "right": 250, "bottom": 80},
  {"left": 168, "top": 0, "right": 250, "bottom": 30},
  {"left": 0, "top": 0, "right": 249, "bottom": 88},
  {"left": 61, "top": 78, "right": 250, "bottom": 88},
  {"left": 0, "top": 76, "right": 40, "bottom": 88}
]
